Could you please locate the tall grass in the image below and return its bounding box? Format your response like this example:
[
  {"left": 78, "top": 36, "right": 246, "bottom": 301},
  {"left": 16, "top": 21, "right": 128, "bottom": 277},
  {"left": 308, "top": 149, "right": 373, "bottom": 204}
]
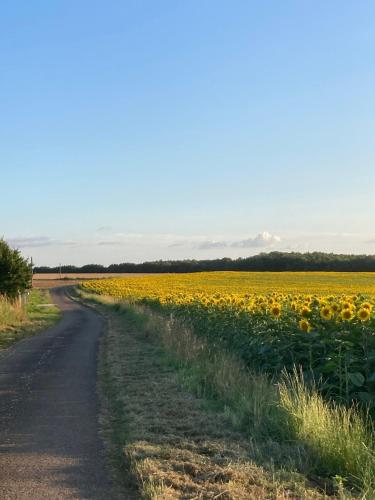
[
  {"left": 280, "top": 369, "right": 375, "bottom": 495},
  {"left": 0, "top": 290, "right": 60, "bottom": 349},
  {"left": 161, "top": 315, "right": 280, "bottom": 437},
  {"left": 0, "top": 295, "right": 25, "bottom": 330}
]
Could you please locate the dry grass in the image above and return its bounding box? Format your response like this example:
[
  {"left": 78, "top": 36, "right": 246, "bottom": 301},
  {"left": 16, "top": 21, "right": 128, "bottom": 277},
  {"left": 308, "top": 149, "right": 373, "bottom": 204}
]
[
  {"left": 0, "top": 295, "right": 25, "bottom": 330},
  {"left": 83, "top": 292, "right": 329, "bottom": 499},
  {"left": 0, "top": 290, "right": 61, "bottom": 349}
]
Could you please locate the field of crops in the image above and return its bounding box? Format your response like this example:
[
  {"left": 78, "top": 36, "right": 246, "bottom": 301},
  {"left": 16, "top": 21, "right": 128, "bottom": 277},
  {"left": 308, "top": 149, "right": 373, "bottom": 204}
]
[{"left": 83, "top": 272, "right": 375, "bottom": 406}]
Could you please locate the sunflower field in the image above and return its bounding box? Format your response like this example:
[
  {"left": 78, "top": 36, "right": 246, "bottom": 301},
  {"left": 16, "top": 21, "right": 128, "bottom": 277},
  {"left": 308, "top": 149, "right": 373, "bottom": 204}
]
[{"left": 82, "top": 272, "right": 375, "bottom": 407}]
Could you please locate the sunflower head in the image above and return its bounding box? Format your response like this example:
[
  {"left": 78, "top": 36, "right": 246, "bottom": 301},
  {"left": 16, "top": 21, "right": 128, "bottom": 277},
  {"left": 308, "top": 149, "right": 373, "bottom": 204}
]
[
  {"left": 331, "top": 302, "right": 339, "bottom": 313},
  {"left": 271, "top": 304, "right": 281, "bottom": 318},
  {"left": 361, "top": 302, "right": 373, "bottom": 311},
  {"left": 341, "top": 309, "right": 354, "bottom": 321},
  {"left": 342, "top": 302, "right": 352, "bottom": 310},
  {"left": 358, "top": 308, "right": 371, "bottom": 322},
  {"left": 301, "top": 306, "right": 311, "bottom": 317},
  {"left": 299, "top": 319, "right": 312, "bottom": 332},
  {"left": 320, "top": 306, "right": 333, "bottom": 321}
]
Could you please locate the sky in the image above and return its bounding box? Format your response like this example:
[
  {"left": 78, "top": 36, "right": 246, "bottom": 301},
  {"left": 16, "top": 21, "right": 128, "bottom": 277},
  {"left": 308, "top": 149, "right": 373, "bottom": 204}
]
[{"left": 1, "top": 1, "right": 375, "bottom": 266}]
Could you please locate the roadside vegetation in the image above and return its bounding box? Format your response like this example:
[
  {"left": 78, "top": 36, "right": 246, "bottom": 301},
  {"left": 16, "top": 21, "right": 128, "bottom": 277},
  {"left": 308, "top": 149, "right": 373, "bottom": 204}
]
[
  {"left": 79, "top": 289, "right": 328, "bottom": 499},
  {"left": 0, "top": 238, "right": 32, "bottom": 299},
  {"left": 0, "top": 238, "right": 60, "bottom": 348},
  {"left": 0, "top": 289, "right": 61, "bottom": 349},
  {"left": 80, "top": 272, "right": 375, "bottom": 498}
]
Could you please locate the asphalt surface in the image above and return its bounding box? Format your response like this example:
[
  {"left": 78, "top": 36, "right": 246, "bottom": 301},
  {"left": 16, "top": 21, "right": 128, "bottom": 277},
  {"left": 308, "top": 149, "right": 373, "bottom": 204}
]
[{"left": 0, "top": 287, "right": 117, "bottom": 500}]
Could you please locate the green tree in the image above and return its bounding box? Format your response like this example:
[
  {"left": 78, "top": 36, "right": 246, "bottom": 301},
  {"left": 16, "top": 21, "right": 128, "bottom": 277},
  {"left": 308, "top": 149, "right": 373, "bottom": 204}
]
[{"left": 0, "top": 239, "right": 33, "bottom": 299}]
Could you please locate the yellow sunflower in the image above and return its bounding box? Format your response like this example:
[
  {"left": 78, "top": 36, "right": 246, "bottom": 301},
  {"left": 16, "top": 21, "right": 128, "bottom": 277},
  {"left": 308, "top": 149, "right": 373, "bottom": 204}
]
[
  {"left": 270, "top": 304, "right": 281, "bottom": 318},
  {"left": 361, "top": 302, "right": 373, "bottom": 312},
  {"left": 331, "top": 302, "right": 339, "bottom": 313},
  {"left": 342, "top": 302, "right": 352, "bottom": 310},
  {"left": 357, "top": 308, "right": 371, "bottom": 322},
  {"left": 299, "top": 319, "right": 312, "bottom": 332},
  {"left": 301, "top": 306, "right": 311, "bottom": 317},
  {"left": 341, "top": 309, "right": 354, "bottom": 321},
  {"left": 320, "top": 306, "right": 333, "bottom": 321}
]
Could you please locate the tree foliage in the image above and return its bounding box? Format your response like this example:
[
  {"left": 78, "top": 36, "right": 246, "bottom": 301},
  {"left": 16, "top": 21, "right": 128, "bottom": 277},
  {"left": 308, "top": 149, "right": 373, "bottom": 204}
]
[{"left": 0, "top": 239, "right": 33, "bottom": 298}]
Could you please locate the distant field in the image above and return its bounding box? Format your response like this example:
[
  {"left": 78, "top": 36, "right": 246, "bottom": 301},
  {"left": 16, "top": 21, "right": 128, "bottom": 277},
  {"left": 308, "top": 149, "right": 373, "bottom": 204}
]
[
  {"left": 33, "top": 273, "right": 154, "bottom": 280},
  {"left": 81, "top": 271, "right": 375, "bottom": 295},
  {"left": 32, "top": 273, "right": 155, "bottom": 288},
  {"left": 33, "top": 271, "right": 375, "bottom": 294}
]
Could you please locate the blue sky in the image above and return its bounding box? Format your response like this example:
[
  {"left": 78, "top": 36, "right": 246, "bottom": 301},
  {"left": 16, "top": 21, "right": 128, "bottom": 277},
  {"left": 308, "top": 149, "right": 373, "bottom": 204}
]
[{"left": 2, "top": 1, "right": 375, "bottom": 265}]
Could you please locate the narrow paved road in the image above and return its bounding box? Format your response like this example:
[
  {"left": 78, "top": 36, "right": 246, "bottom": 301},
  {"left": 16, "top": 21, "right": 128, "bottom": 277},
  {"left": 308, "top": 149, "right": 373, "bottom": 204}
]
[{"left": 0, "top": 288, "right": 117, "bottom": 500}]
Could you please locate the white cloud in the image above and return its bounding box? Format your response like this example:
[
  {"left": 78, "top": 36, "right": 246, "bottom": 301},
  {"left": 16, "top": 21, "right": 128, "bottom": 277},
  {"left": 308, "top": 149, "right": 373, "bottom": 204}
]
[
  {"left": 6, "top": 237, "right": 71, "bottom": 248},
  {"left": 7, "top": 236, "right": 50, "bottom": 248},
  {"left": 231, "top": 231, "right": 281, "bottom": 248},
  {"left": 196, "top": 232, "right": 281, "bottom": 250},
  {"left": 197, "top": 240, "right": 228, "bottom": 250}
]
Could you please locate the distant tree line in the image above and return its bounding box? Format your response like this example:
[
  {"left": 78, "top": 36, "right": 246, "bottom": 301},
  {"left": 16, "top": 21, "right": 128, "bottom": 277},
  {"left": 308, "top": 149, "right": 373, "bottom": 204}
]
[{"left": 34, "top": 252, "right": 375, "bottom": 273}]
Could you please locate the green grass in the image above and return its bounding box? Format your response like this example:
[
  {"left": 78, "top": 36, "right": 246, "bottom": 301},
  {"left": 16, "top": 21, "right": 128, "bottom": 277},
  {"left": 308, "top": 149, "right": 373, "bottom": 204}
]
[
  {"left": 279, "top": 369, "right": 375, "bottom": 496},
  {"left": 0, "top": 289, "right": 61, "bottom": 349}
]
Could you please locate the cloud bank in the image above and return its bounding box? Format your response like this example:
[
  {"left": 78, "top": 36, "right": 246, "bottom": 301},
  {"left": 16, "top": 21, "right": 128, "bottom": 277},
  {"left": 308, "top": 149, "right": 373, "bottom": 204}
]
[
  {"left": 6, "top": 237, "right": 76, "bottom": 249},
  {"left": 197, "top": 232, "right": 281, "bottom": 250},
  {"left": 7, "top": 237, "right": 58, "bottom": 248}
]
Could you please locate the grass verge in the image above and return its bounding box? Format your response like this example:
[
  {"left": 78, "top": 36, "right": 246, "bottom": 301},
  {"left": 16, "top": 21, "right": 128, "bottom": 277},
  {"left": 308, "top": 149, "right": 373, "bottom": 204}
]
[
  {"left": 0, "top": 289, "right": 61, "bottom": 349},
  {"left": 77, "top": 289, "right": 344, "bottom": 499}
]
